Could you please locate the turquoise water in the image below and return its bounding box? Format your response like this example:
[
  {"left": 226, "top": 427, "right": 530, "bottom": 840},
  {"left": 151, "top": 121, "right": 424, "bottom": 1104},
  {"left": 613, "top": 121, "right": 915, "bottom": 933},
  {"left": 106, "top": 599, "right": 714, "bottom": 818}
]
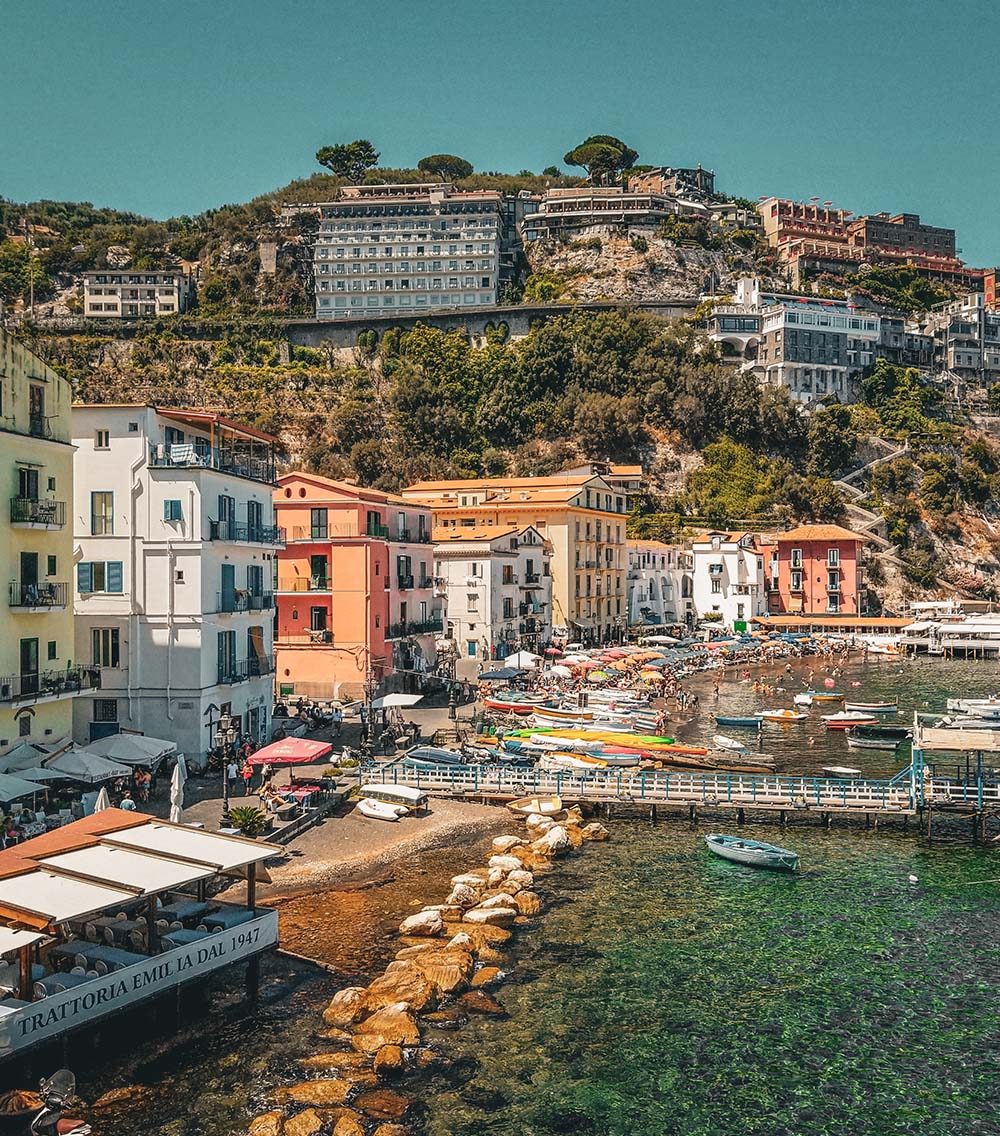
[{"left": 422, "top": 825, "right": 1000, "bottom": 1136}]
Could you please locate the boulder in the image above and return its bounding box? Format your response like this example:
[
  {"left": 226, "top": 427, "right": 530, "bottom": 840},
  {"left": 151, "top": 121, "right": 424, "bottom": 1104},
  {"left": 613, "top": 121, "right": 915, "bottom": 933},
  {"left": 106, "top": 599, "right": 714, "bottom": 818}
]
[
  {"left": 284, "top": 1110, "right": 323, "bottom": 1136},
  {"left": 352, "top": 1003, "right": 421, "bottom": 1054},
  {"left": 353, "top": 1088, "right": 411, "bottom": 1122},
  {"left": 497, "top": 878, "right": 523, "bottom": 895},
  {"left": 582, "top": 821, "right": 610, "bottom": 841},
  {"left": 566, "top": 805, "right": 585, "bottom": 822},
  {"left": 248, "top": 1113, "right": 284, "bottom": 1136},
  {"left": 423, "top": 1008, "right": 468, "bottom": 1030},
  {"left": 442, "top": 921, "right": 512, "bottom": 947},
  {"left": 476, "top": 893, "right": 519, "bottom": 910},
  {"left": 514, "top": 890, "right": 542, "bottom": 916},
  {"left": 316, "top": 1027, "right": 354, "bottom": 1045},
  {"left": 276, "top": 1080, "right": 352, "bottom": 1107},
  {"left": 332, "top": 1117, "right": 366, "bottom": 1136},
  {"left": 409, "top": 1048, "right": 441, "bottom": 1070},
  {"left": 486, "top": 868, "right": 505, "bottom": 888},
  {"left": 373, "top": 1044, "right": 405, "bottom": 1076},
  {"left": 373, "top": 1127, "right": 410, "bottom": 1136},
  {"left": 299, "top": 1051, "right": 369, "bottom": 1072},
  {"left": 407, "top": 946, "right": 475, "bottom": 995},
  {"left": 322, "top": 987, "right": 368, "bottom": 1027},
  {"left": 487, "top": 854, "right": 522, "bottom": 874},
  {"left": 564, "top": 824, "right": 585, "bottom": 848},
  {"left": 525, "top": 814, "right": 554, "bottom": 833},
  {"left": 472, "top": 942, "right": 506, "bottom": 963},
  {"left": 470, "top": 966, "right": 503, "bottom": 988},
  {"left": 447, "top": 931, "right": 475, "bottom": 950},
  {"left": 398, "top": 910, "right": 444, "bottom": 937},
  {"left": 445, "top": 883, "right": 481, "bottom": 908},
  {"left": 450, "top": 872, "right": 487, "bottom": 888},
  {"left": 491, "top": 835, "right": 525, "bottom": 854},
  {"left": 455, "top": 989, "right": 506, "bottom": 1016},
  {"left": 463, "top": 905, "right": 517, "bottom": 926},
  {"left": 362, "top": 962, "right": 438, "bottom": 1013},
  {"left": 508, "top": 869, "right": 534, "bottom": 888},
  {"left": 531, "top": 825, "right": 571, "bottom": 857}
]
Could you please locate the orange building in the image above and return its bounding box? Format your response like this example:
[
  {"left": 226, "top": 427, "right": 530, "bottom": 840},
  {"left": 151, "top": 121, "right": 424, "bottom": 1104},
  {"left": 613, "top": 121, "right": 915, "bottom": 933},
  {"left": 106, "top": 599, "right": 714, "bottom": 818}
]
[
  {"left": 273, "top": 474, "right": 437, "bottom": 701},
  {"left": 767, "top": 524, "right": 866, "bottom": 617}
]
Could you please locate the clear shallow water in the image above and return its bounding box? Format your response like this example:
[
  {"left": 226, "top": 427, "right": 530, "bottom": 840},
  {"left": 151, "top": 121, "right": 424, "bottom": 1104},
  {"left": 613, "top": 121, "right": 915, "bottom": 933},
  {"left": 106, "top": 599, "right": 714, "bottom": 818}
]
[{"left": 422, "top": 824, "right": 1000, "bottom": 1136}]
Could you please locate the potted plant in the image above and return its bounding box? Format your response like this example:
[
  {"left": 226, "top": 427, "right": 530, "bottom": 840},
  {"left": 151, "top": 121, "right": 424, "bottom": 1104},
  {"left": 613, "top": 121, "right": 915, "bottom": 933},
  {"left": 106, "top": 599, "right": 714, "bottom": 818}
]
[{"left": 227, "top": 805, "right": 267, "bottom": 838}]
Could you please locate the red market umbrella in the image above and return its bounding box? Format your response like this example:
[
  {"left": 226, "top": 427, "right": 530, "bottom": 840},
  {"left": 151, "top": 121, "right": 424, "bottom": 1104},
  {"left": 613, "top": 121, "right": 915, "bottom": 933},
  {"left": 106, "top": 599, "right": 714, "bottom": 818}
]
[
  {"left": 544, "top": 647, "right": 563, "bottom": 656},
  {"left": 248, "top": 738, "right": 334, "bottom": 766}
]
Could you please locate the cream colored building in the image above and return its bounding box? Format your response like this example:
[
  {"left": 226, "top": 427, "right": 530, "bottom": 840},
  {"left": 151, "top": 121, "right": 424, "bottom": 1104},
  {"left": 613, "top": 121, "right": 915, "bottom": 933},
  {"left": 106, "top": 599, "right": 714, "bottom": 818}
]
[
  {"left": 403, "top": 474, "right": 627, "bottom": 643},
  {"left": 0, "top": 330, "right": 98, "bottom": 754}
]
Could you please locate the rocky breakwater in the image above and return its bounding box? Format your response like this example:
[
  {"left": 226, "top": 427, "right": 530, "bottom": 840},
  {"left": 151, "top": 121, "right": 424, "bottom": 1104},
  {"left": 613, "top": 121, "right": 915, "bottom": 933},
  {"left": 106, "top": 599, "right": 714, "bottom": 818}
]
[{"left": 247, "top": 807, "right": 609, "bottom": 1136}]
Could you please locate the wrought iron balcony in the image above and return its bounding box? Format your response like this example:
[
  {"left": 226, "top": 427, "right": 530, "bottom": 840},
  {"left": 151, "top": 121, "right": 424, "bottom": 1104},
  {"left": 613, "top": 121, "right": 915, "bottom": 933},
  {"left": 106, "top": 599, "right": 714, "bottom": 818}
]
[
  {"left": 149, "top": 442, "right": 277, "bottom": 485},
  {"left": 9, "top": 582, "right": 69, "bottom": 609},
  {"left": 209, "top": 520, "right": 285, "bottom": 546},
  {"left": 521, "top": 572, "right": 541, "bottom": 586},
  {"left": 0, "top": 665, "right": 101, "bottom": 704},
  {"left": 10, "top": 498, "right": 66, "bottom": 528},
  {"left": 385, "top": 618, "right": 444, "bottom": 639},
  {"left": 28, "top": 414, "right": 52, "bottom": 440},
  {"left": 396, "top": 574, "right": 414, "bottom": 590},
  {"left": 217, "top": 592, "right": 275, "bottom": 613},
  {"left": 217, "top": 657, "right": 274, "bottom": 684}
]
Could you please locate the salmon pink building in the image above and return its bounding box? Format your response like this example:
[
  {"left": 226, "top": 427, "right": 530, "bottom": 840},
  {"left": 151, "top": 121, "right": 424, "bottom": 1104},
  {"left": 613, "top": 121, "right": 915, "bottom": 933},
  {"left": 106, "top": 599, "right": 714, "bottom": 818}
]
[
  {"left": 273, "top": 474, "right": 438, "bottom": 701},
  {"left": 767, "top": 524, "right": 865, "bottom": 616}
]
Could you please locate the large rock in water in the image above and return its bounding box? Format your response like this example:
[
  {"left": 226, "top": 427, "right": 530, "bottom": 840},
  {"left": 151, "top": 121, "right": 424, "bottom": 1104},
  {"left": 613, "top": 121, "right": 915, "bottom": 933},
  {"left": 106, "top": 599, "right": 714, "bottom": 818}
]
[
  {"left": 373, "top": 1043, "right": 404, "bottom": 1076},
  {"left": 398, "top": 910, "right": 443, "bottom": 937},
  {"left": 507, "top": 869, "right": 534, "bottom": 888},
  {"left": 445, "top": 883, "right": 481, "bottom": 908},
  {"left": 442, "top": 921, "right": 512, "bottom": 947},
  {"left": 332, "top": 1117, "right": 366, "bottom": 1136},
  {"left": 476, "top": 893, "right": 519, "bottom": 910},
  {"left": 299, "top": 1051, "right": 369, "bottom": 1072},
  {"left": 406, "top": 945, "right": 475, "bottom": 995},
  {"left": 487, "top": 854, "right": 523, "bottom": 874},
  {"left": 492, "top": 835, "right": 525, "bottom": 854},
  {"left": 514, "top": 890, "right": 542, "bottom": 916},
  {"left": 351, "top": 1003, "right": 421, "bottom": 1054},
  {"left": 353, "top": 1088, "right": 411, "bottom": 1122},
  {"left": 463, "top": 905, "right": 517, "bottom": 926},
  {"left": 582, "top": 821, "right": 610, "bottom": 841},
  {"left": 372, "top": 1126, "right": 410, "bottom": 1136},
  {"left": 362, "top": 962, "right": 439, "bottom": 1013},
  {"left": 450, "top": 872, "right": 487, "bottom": 888},
  {"left": 276, "top": 1080, "right": 352, "bottom": 1106},
  {"left": 248, "top": 1113, "right": 284, "bottom": 1136},
  {"left": 531, "top": 825, "right": 571, "bottom": 857},
  {"left": 323, "top": 987, "right": 368, "bottom": 1027},
  {"left": 284, "top": 1110, "right": 322, "bottom": 1136}
]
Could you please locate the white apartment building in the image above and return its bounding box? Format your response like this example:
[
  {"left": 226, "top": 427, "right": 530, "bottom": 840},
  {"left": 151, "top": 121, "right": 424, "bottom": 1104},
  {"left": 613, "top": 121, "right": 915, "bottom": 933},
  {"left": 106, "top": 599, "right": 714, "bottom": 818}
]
[
  {"left": 83, "top": 270, "right": 192, "bottom": 318},
  {"left": 313, "top": 183, "right": 503, "bottom": 320},
  {"left": 691, "top": 532, "right": 767, "bottom": 630},
  {"left": 72, "top": 405, "right": 282, "bottom": 763},
  {"left": 626, "top": 540, "right": 694, "bottom": 630},
  {"left": 433, "top": 525, "right": 552, "bottom": 680}
]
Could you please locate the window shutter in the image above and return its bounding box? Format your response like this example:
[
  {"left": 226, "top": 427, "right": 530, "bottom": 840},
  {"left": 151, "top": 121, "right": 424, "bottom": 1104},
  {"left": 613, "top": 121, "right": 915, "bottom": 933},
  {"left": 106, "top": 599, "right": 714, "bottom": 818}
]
[
  {"left": 221, "top": 563, "right": 236, "bottom": 610},
  {"left": 107, "top": 562, "right": 123, "bottom": 593},
  {"left": 77, "top": 562, "right": 93, "bottom": 594}
]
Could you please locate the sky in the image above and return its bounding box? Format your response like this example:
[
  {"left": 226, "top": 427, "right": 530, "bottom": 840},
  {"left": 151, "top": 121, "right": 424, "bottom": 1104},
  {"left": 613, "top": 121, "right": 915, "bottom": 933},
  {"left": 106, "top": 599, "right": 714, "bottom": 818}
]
[{"left": 3, "top": 0, "right": 999, "bottom": 264}]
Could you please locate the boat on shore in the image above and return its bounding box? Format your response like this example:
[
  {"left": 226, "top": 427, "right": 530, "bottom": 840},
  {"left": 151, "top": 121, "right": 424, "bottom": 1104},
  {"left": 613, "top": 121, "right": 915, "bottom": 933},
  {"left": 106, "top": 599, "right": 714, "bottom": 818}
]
[
  {"left": 356, "top": 798, "right": 407, "bottom": 821},
  {"left": 508, "top": 795, "right": 563, "bottom": 816},
  {"left": 704, "top": 833, "right": 798, "bottom": 871}
]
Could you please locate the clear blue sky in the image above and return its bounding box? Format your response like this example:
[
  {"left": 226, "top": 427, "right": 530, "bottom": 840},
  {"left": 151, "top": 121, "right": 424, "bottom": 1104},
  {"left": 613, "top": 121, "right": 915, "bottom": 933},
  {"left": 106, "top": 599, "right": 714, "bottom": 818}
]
[{"left": 3, "top": 0, "right": 999, "bottom": 264}]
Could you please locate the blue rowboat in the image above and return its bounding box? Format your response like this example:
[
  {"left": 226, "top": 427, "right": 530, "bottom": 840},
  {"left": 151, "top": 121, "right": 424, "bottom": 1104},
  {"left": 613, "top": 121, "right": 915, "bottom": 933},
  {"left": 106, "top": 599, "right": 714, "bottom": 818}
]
[
  {"left": 705, "top": 833, "right": 798, "bottom": 871},
  {"left": 715, "top": 715, "right": 763, "bottom": 728}
]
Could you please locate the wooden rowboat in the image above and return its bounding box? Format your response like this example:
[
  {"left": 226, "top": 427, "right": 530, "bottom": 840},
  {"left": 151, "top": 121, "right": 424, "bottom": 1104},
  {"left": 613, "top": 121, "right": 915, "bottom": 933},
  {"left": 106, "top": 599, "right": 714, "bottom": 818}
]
[
  {"left": 507, "top": 794, "right": 564, "bottom": 817},
  {"left": 844, "top": 700, "right": 898, "bottom": 713},
  {"left": 715, "top": 715, "right": 763, "bottom": 728},
  {"left": 704, "top": 833, "right": 798, "bottom": 871},
  {"left": 845, "top": 732, "right": 900, "bottom": 750}
]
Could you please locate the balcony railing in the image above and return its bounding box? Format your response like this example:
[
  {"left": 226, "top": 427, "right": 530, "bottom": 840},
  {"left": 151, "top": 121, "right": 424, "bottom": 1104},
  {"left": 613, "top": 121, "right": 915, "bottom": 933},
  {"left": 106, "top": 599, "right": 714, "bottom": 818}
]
[
  {"left": 276, "top": 630, "right": 333, "bottom": 645},
  {"left": 149, "top": 442, "right": 276, "bottom": 485},
  {"left": 210, "top": 520, "right": 285, "bottom": 546},
  {"left": 217, "top": 592, "right": 275, "bottom": 613},
  {"left": 290, "top": 522, "right": 392, "bottom": 540},
  {"left": 277, "top": 577, "right": 330, "bottom": 592},
  {"left": 217, "top": 657, "right": 274, "bottom": 684},
  {"left": 9, "top": 582, "right": 69, "bottom": 609},
  {"left": 385, "top": 618, "right": 444, "bottom": 639},
  {"left": 0, "top": 665, "right": 101, "bottom": 705},
  {"left": 521, "top": 572, "right": 541, "bottom": 586},
  {"left": 29, "top": 414, "right": 52, "bottom": 440},
  {"left": 10, "top": 498, "right": 66, "bottom": 527},
  {"left": 396, "top": 574, "right": 414, "bottom": 590},
  {"left": 394, "top": 528, "right": 411, "bottom": 543}
]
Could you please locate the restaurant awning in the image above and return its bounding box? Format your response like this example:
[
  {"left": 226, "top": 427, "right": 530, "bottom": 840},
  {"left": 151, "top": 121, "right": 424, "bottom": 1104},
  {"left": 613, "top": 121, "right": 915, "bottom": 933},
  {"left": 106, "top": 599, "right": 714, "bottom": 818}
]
[
  {"left": 0, "top": 774, "right": 46, "bottom": 802},
  {"left": 83, "top": 733, "right": 177, "bottom": 768},
  {"left": 0, "top": 870, "right": 139, "bottom": 927},
  {"left": 40, "top": 844, "right": 217, "bottom": 895},
  {"left": 247, "top": 738, "right": 334, "bottom": 767},
  {"left": 0, "top": 927, "right": 47, "bottom": 955},
  {"left": 370, "top": 694, "right": 424, "bottom": 710},
  {"left": 102, "top": 822, "right": 276, "bottom": 872},
  {"left": 45, "top": 748, "right": 131, "bottom": 784}
]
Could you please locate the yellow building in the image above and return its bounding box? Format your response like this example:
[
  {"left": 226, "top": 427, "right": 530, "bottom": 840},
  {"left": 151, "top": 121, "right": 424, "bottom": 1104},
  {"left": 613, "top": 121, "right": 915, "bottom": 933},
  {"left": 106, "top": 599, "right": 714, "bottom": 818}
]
[
  {"left": 402, "top": 473, "right": 628, "bottom": 642},
  {"left": 0, "top": 329, "right": 96, "bottom": 753}
]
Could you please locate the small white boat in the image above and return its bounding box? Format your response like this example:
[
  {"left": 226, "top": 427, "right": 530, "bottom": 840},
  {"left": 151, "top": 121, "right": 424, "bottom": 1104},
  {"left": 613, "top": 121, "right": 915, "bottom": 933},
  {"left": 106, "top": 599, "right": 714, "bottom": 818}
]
[
  {"left": 508, "top": 794, "right": 563, "bottom": 817},
  {"left": 356, "top": 797, "right": 407, "bottom": 821},
  {"left": 822, "top": 711, "right": 879, "bottom": 729},
  {"left": 760, "top": 709, "right": 807, "bottom": 723},
  {"left": 704, "top": 833, "right": 798, "bottom": 871},
  {"left": 845, "top": 734, "right": 900, "bottom": 751},
  {"left": 793, "top": 693, "right": 814, "bottom": 707},
  {"left": 844, "top": 700, "right": 898, "bottom": 714},
  {"left": 821, "top": 765, "right": 863, "bottom": 778},
  {"left": 713, "top": 734, "right": 748, "bottom": 752},
  {"left": 541, "top": 753, "right": 608, "bottom": 771}
]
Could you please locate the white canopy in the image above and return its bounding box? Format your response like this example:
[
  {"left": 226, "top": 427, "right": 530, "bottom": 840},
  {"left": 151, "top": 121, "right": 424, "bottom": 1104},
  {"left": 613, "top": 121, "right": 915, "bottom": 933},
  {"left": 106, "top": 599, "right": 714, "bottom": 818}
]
[
  {"left": 40, "top": 845, "right": 215, "bottom": 895},
  {"left": 83, "top": 733, "right": 177, "bottom": 767},
  {"left": 44, "top": 748, "right": 130, "bottom": 784},
  {"left": 0, "top": 740, "right": 66, "bottom": 774},
  {"left": 0, "top": 927, "right": 47, "bottom": 955},
  {"left": 0, "top": 774, "right": 45, "bottom": 803},
  {"left": 104, "top": 822, "right": 274, "bottom": 871},
  {"left": 0, "top": 870, "right": 137, "bottom": 925},
  {"left": 370, "top": 694, "right": 424, "bottom": 710},
  {"left": 505, "top": 650, "right": 541, "bottom": 669}
]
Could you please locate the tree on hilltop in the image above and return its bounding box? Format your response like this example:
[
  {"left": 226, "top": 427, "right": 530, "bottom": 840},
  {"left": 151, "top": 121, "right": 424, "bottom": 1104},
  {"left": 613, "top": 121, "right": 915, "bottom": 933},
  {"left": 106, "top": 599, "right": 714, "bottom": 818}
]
[
  {"left": 417, "top": 154, "right": 474, "bottom": 181},
  {"left": 315, "top": 139, "right": 380, "bottom": 183},
  {"left": 563, "top": 135, "right": 638, "bottom": 186}
]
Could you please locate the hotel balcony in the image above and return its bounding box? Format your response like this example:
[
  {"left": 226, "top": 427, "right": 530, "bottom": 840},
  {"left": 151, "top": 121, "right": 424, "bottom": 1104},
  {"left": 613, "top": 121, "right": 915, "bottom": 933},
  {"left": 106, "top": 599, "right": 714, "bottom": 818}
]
[
  {"left": 277, "top": 577, "right": 330, "bottom": 592},
  {"left": 10, "top": 498, "right": 66, "bottom": 529},
  {"left": 209, "top": 520, "right": 285, "bottom": 546},
  {"left": 290, "top": 522, "right": 390, "bottom": 541},
  {"left": 217, "top": 657, "right": 274, "bottom": 685},
  {"left": 396, "top": 574, "right": 414, "bottom": 590},
  {"left": 521, "top": 572, "right": 541, "bottom": 587},
  {"left": 216, "top": 592, "right": 275, "bottom": 614},
  {"left": 0, "top": 665, "right": 101, "bottom": 705},
  {"left": 149, "top": 442, "right": 276, "bottom": 485},
  {"left": 9, "top": 582, "right": 69, "bottom": 610},
  {"left": 385, "top": 618, "right": 444, "bottom": 640}
]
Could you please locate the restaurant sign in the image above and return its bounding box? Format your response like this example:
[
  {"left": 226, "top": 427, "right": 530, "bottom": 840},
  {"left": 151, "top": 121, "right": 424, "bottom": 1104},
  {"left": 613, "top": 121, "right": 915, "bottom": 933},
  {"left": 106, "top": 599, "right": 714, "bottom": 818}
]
[{"left": 0, "top": 909, "right": 278, "bottom": 1057}]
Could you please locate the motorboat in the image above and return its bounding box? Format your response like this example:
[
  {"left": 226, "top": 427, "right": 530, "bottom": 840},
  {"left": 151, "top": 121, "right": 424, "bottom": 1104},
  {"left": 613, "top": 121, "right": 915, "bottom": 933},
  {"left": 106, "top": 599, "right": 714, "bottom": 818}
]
[
  {"left": 508, "top": 794, "right": 563, "bottom": 817},
  {"left": 821, "top": 765, "right": 863, "bottom": 777},
  {"left": 822, "top": 711, "right": 879, "bottom": 729},
  {"left": 945, "top": 697, "right": 1000, "bottom": 718},
  {"left": 704, "top": 833, "right": 798, "bottom": 871},
  {"left": 715, "top": 715, "right": 763, "bottom": 728},
  {"left": 760, "top": 709, "right": 808, "bottom": 723},
  {"left": 844, "top": 700, "right": 898, "bottom": 713},
  {"left": 846, "top": 732, "right": 900, "bottom": 750},
  {"left": 356, "top": 798, "right": 407, "bottom": 821},
  {"left": 713, "top": 735, "right": 749, "bottom": 752},
  {"left": 403, "top": 745, "right": 465, "bottom": 765},
  {"left": 853, "top": 724, "right": 912, "bottom": 741}
]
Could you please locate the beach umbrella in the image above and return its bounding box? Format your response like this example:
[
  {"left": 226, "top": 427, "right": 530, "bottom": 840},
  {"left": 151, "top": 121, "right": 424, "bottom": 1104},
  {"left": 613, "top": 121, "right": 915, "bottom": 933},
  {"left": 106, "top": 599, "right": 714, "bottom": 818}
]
[
  {"left": 169, "top": 756, "right": 187, "bottom": 824},
  {"left": 93, "top": 786, "right": 111, "bottom": 813},
  {"left": 550, "top": 664, "right": 572, "bottom": 678},
  {"left": 576, "top": 659, "right": 600, "bottom": 670},
  {"left": 544, "top": 647, "right": 562, "bottom": 656},
  {"left": 587, "top": 670, "right": 610, "bottom": 683}
]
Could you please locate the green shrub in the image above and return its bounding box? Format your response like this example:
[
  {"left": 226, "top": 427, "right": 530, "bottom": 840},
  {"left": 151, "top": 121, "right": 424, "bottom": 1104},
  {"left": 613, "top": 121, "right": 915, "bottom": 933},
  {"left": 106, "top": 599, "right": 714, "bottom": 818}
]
[{"left": 227, "top": 805, "right": 267, "bottom": 837}]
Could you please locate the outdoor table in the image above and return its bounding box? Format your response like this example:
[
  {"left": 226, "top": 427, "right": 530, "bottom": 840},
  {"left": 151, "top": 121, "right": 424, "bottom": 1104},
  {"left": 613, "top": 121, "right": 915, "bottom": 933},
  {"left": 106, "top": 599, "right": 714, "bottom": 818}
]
[
  {"left": 34, "top": 972, "right": 96, "bottom": 998},
  {"left": 199, "top": 907, "right": 256, "bottom": 932},
  {"left": 157, "top": 900, "right": 213, "bottom": 925},
  {"left": 161, "top": 928, "right": 211, "bottom": 950}
]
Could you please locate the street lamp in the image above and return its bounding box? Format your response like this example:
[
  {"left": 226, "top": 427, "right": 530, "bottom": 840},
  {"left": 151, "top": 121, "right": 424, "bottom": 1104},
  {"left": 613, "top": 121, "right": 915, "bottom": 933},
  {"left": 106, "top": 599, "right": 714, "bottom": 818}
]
[{"left": 214, "top": 712, "right": 237, "bottom": 826}]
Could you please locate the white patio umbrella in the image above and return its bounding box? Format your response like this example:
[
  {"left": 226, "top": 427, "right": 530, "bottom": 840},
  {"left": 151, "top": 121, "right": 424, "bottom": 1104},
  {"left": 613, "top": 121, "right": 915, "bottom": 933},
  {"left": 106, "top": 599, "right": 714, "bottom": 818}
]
[
  {"left": 93, "top": 786, "right": 112, "bottom": 812},
  {"left": 370, "top": 693, "right": 424, "bottom": 710},
  {"left": 169, "top": 756, "right": 187, "bottom": 824},
  {"left": 506, "top": 650, "right": 541, "bottom": 669}
]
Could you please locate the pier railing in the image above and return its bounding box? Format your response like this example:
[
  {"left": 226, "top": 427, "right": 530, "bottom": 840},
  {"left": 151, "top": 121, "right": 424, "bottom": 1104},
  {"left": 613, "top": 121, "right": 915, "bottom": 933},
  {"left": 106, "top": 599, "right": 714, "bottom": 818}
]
[{"left": 363, "top": 763, "right": 920, "bottom": 812}]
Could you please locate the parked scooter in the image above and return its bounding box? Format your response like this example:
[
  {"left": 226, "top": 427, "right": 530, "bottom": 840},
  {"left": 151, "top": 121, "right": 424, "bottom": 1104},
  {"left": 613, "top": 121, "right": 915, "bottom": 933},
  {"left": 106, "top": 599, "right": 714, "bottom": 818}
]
[{"left": 0, "top": 1070, "right": 91, "bottom": 1135}]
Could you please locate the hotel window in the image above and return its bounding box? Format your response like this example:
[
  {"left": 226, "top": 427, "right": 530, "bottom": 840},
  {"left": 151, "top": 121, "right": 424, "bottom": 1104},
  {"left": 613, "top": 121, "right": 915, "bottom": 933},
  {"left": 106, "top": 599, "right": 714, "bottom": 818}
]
[
  {"left": 90, "top": 491, "right": 114, "bottom": 535},
  {"left": 77, "top": 561, "right": 123, "bottom": 594},
  {"left": 310, "top": 508, "right": 328, "bottom": 539}
]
